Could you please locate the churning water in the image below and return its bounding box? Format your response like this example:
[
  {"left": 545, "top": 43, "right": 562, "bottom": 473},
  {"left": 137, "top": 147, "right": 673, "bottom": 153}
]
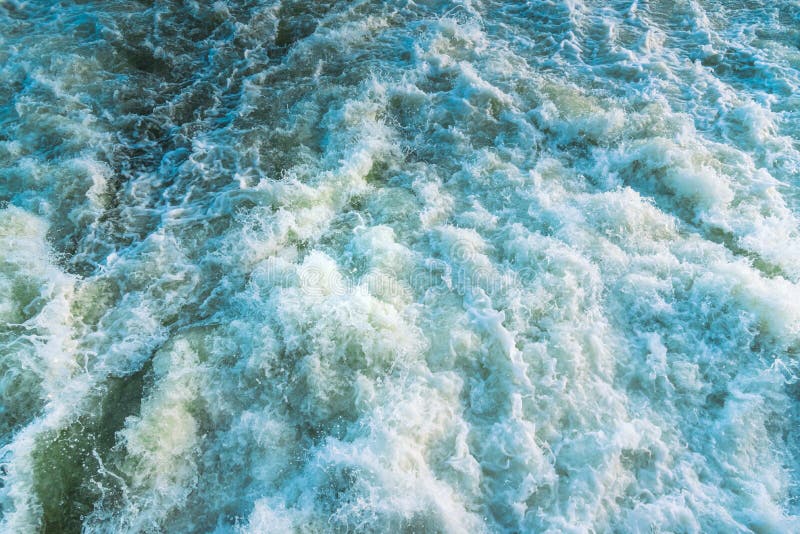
[{"left": 1, "top": 0, "right": 800, "bottom": 532}]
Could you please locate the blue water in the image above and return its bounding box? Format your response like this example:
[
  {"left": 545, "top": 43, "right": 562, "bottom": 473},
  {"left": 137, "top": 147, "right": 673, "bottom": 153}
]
[{"left": 1, "top": 1, "right": 799, "bottom": 532}]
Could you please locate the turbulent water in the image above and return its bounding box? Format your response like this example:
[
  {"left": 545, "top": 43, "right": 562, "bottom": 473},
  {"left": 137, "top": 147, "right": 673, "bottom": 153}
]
[{"left": 1, "top": 0, "right": 800, "bottom": 532}]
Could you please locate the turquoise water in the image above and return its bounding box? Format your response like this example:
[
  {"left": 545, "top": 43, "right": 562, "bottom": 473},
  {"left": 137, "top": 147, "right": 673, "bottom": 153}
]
[{"left": 1, "top": 1, "right": 799, "bottom": 532}]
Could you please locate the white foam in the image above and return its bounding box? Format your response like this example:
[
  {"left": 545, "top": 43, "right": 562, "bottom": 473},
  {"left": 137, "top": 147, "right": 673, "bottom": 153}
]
[{"left": 2, "top": 0, "right": 799, "bottom": 532}]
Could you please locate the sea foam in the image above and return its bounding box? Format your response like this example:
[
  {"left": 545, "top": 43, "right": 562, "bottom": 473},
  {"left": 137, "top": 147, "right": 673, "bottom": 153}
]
[{"left": 1, "top": 1, "right": 799, "bottom": 532}]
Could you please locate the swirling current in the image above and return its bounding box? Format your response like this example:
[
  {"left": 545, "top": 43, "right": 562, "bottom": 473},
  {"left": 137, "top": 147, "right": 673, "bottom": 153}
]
[{"left": 1, "top": 1, "right": 800, "bottom": 532}]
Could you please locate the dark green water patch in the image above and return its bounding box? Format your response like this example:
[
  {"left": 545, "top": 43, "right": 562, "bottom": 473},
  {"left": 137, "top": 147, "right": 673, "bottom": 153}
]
[{"left": 31, "top": 363, "right": 150, "bottom": 533}]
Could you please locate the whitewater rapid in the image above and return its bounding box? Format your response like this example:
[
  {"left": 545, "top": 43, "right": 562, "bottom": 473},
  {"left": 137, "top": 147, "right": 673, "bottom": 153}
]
[{"left": 1, "top": 0, "right": 800, "bottom": 532}]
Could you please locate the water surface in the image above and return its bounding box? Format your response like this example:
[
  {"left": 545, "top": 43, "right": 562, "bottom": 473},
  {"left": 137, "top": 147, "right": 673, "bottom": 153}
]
[{"left": 1, "top": 0, "right": 800, "bottom": 532}]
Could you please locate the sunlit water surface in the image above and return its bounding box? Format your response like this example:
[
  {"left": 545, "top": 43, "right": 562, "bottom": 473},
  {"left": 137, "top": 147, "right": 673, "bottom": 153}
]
[{"left": 2, "top": 0, "right": 800, "bottom": 532}]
